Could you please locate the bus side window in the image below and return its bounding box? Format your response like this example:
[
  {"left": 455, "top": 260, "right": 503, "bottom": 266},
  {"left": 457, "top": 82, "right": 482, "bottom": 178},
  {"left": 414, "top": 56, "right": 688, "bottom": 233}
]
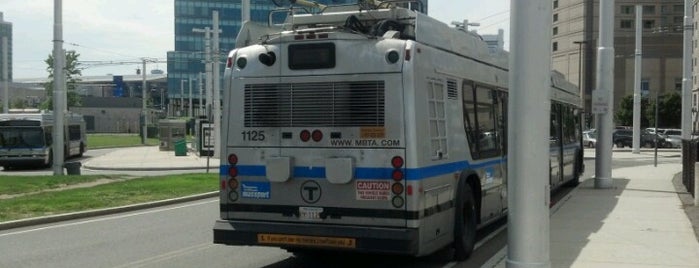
[
  {"left": 462, "top": 81, "right": 479, "bottom": 158},
  {"left": 475, "top": 85, "right": 498, "bottom": 158}
]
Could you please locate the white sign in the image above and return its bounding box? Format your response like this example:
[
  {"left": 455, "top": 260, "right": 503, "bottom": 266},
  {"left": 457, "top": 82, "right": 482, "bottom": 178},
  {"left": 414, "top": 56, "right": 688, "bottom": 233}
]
[
  {"left": 591, "top": 89, "right": 610, "bottom": 114},
  {"left": 355, "top": 180, "right": 391, "bottom": 200}
]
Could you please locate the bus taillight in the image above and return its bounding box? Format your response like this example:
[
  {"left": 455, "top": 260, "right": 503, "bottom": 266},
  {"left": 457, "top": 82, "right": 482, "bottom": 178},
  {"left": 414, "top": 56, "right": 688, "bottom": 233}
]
[
  {"left": 300, "top": 130, "right": 311, "bottom": 142},
  {"left": 220, "top": 180, "right": 227, "bottom": 190},
  {"left": 228, "top": 178, "right": 239, "bottom": 189},
  {"left": 311, "top": 130, "right": 323, "bottom": 142},
  {"left": 391, "top": 196, "right": 404, "bottom": 208},
  {"left": 228, "top": 167, "right": 239, "bottom": 177},
  {"left": 226, "top": 57, "right": 233, "bottom": 68},
  {"left": 228, "top": 154, "right": 238, "bottom": 165},
  {"left": 391, "top": 183, "right": 404, "bottom": 195},
  {"left": 392, "top": 170, "right": 404, "bottom": 181},
  {"left": 391, "top": 156, "right": 404, "bottom": 168}
]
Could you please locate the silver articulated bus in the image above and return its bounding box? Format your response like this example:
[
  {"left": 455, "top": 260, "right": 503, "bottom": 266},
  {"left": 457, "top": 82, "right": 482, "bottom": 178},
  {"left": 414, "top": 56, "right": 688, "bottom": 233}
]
[{"left": 214, "top": 0, "right": 583, "bottom": 261}]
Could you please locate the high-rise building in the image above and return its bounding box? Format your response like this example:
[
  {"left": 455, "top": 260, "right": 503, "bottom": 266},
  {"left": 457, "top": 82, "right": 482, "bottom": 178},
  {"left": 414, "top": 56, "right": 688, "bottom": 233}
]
[
  {"left": 551, "top": 0, "right": 684, "bottom": 128},
  {"left": 167, "top": 0, "right": 427, "bottom": 115},
  {"left": 0, "top": 12, "right": 12, "bottom": 82}
]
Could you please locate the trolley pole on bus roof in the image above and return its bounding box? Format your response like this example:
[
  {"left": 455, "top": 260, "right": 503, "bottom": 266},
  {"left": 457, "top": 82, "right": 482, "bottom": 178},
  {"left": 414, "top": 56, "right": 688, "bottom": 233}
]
[
  {"left": 507, "top": 0, "right": 552, "bottom": 267},
  {"left": 632, "top": 5, "right": 642, "bottom": 154},
  {"left": 52, "top": 0, "right": 65, "bottom": 175}
]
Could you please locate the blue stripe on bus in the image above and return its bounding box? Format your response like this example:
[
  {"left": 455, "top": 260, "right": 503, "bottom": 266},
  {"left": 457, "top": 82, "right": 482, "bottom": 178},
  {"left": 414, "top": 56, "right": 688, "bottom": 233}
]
[{"left": 221, "top": 158, "right": 506, "bottom": 181}]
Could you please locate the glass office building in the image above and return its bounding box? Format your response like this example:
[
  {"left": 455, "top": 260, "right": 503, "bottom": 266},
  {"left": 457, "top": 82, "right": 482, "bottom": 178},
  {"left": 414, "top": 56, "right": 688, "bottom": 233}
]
[
  {"left": 0, "top": 12, "right": 12, "bottom": 82},
  {"left": 167, "top": 0, "right": 427, "bottom": 111}
]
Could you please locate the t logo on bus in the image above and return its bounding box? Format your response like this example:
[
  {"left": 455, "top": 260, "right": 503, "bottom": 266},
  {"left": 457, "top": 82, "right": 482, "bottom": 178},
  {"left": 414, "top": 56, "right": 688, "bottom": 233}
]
[{"left": 300, "top": 180, "right": 322, "bottom": 204}]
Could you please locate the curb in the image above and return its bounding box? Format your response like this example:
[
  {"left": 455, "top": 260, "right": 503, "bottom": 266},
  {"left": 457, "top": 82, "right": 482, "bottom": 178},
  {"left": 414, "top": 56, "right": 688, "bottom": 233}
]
[
  {"left": 0, "top": 191, "right": 218, "bottom": 231},
  {"left": 82, "top": 164, "right": 220, "bottom": 172}
]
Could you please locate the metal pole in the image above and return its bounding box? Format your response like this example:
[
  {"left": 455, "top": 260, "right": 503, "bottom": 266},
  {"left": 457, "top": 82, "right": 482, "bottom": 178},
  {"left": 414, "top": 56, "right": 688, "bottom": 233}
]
[
  {"left": 507, "top": 0, "right": 551, "bottom": 267},
  {"left": 52, "top": 0, "right": 65, "bottom": 175},
  {"left": 182, "top": 79, "right": 187, "bottom": 116},
  {"left": 655, "top": 92, "right": 659, "bottom": 167},
  {"left": 576, "top": 42, "right": 584, "bottom": 109},
  {"left": 141, "top": 59, "right": 147, "bottom": 144},
  {"left": 242, "top": 0, "right": 251, "bottom": 22},
  {"left": 189, "top": 78, "right": 193, "bottom": 118},
  {"left": 681, "top": 0, "right": 693, "bottom": 141},
  {"left": 198, "top": 72, "right": 204, "bottom": 117},
  {"left": 213, "top": 11, "right": 221, "bottom": 159},
  {"left": 593, "top": 0, "right": 615, "bottom": 189},
  {"left": 632, "top": 5, "right": 642, "bottom": 154},
  {"left": 2, "top": 36, "right": 8, "bottom": 113}
]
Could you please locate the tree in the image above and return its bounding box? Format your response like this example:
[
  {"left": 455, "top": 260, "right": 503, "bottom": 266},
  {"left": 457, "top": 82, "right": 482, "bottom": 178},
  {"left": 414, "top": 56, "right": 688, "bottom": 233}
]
[
  {"left": 614, "top": 94, "right": 650, "bottom": 127},
  {"left": 647, "top": 91, "right": 681, "bottom": 129},
  {"left": 41, "top": 50, "right": 83, "bottom": 110}
]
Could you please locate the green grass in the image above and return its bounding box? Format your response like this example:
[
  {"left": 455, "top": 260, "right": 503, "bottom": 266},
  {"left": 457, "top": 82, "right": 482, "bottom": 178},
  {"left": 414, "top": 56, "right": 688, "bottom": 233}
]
[
  {"left": 87, "top": 134, "right": 159, "bottom": 149},
  {"left": 0, "top": 173, "right": 217, "bottom": 222},
  {"left": 0, "top": 175, "right": 123, "bottom": 196}
]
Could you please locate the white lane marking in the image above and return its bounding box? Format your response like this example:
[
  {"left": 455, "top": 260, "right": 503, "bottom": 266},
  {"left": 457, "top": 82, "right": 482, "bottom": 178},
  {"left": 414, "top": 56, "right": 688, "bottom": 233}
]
[{"left": 0, "top": 199, "right": 218, "bottom": 238}]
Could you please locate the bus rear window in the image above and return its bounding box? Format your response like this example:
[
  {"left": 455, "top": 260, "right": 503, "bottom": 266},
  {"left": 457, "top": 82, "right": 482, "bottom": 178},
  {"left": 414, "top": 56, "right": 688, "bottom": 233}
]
[{"left": 288, "top": 43, "right": 335, "bottom": 70}]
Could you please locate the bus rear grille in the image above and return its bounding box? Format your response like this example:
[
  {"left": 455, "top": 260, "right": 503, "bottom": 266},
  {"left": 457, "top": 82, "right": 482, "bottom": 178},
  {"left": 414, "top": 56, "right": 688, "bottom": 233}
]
[{"left": 244, "top": 81, "right": 385, "bottom": 127}]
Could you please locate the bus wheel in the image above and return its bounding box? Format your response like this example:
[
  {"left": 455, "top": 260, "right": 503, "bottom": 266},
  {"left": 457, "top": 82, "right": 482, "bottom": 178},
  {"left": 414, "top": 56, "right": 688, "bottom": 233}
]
[{"left": 453, "top": 183, "right": 477, "bottom": 261}]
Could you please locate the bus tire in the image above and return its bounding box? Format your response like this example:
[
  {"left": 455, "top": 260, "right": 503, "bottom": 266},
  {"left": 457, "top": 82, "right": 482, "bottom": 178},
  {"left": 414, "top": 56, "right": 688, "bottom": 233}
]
[{"left": 453, "top": 183, "right": 477, "bottom": 261}]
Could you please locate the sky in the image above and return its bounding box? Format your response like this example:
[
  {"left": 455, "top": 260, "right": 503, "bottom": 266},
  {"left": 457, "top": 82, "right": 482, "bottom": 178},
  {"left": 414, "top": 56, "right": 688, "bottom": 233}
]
[{"left": 1, "top": 0, "right": 509, "bottom": 79}]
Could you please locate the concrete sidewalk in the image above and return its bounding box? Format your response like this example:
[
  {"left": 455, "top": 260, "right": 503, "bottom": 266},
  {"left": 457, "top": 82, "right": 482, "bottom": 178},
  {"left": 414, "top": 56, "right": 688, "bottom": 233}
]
[
  {"left": 490, "top": 156, "right": 699, "bottom": 267},
  {"left": 82, "top": 146, "right": 220, "bottom": 171}
]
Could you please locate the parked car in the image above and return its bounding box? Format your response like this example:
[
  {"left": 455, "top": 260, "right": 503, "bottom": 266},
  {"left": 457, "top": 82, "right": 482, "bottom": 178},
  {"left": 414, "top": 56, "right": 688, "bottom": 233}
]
[
  {"left": 583, "top": 132, "right": 597, "bottom": 148},
  {"left": 661, "top": 129, "right": 682, "bottom": 148},
  {"left": 640, "top": 131, "right": 669, "bottom": 148},
  {"left": 613, "top": 129, "right": 669, "bottom": 148},
  {"left": 613, "top": 129, "right": 633, "bottom": 148}
]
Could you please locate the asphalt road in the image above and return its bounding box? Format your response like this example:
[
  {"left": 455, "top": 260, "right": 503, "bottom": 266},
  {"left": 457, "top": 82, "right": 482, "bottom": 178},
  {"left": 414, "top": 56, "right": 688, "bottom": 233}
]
[{"left": 0, "top": 150, "right": 685, "bottom": 268}]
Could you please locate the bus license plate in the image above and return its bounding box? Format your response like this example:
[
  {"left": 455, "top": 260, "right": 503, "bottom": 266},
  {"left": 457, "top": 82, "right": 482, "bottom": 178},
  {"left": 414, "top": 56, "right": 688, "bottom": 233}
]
[{"left": 299, "top": 207, "right": 323, "bottom": 221}]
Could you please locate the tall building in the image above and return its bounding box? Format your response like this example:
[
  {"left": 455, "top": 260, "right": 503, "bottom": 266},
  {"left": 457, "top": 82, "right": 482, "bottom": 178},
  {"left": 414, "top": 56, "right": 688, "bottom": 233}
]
[
  {"left": 552, "top": 0, "right": 684, "bottom": 127},
  {"left": 0, "top": 12, "right": 12, "bottom": 82},
  {"left": 167, "top": 0, "right": 427, "bottom": 116}
]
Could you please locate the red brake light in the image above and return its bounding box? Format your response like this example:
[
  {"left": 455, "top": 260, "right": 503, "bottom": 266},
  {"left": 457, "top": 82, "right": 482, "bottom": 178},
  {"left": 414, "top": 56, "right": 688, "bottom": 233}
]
[
  {"left": 391, "top": 156, "right": 404, "bottom": 168},
  {"left": 311, "top": 130, "right": 323, "bottom": 142},
  {"left": 228, "top": 154, "right": 238, "bottom": 165},
  {"left": 221, "top": 180, "right": 227, "bottom": 190},
  {"left": 300, "top": 130, "right": 311, "bottom": 142},
  {"left": 228, "top": 166, "right": 238, "bottom": 177},
  {"left": 392, "top": 170, "right": 404, "bottom": 181},
  {"left": 226, "top": 57, "right": 233, "bottom": 68}
]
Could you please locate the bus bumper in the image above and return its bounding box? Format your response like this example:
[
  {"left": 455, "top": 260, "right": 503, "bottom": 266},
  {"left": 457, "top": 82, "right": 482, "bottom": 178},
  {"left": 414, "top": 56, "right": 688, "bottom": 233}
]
[{"left": 213, "top": 220, "right": 420, "bottom": 255}]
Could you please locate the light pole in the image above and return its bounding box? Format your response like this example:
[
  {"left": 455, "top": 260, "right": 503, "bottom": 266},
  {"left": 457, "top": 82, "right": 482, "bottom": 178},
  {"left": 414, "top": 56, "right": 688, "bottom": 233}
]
[
  {"left": 573, "top": 40, "right": 587, "bottom": 127},
  {"left": 180, "top": 79, "right": 186, "bottom": 117}
]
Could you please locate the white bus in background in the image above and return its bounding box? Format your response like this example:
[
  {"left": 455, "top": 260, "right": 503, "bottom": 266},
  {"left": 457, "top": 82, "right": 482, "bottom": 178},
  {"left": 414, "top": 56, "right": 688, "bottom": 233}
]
[
  {"left": 0, "top": 110, "right": 87, "bottom": 170},
  {"left": 214, "top": 0, "right": 583, "bottom": 261}
]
